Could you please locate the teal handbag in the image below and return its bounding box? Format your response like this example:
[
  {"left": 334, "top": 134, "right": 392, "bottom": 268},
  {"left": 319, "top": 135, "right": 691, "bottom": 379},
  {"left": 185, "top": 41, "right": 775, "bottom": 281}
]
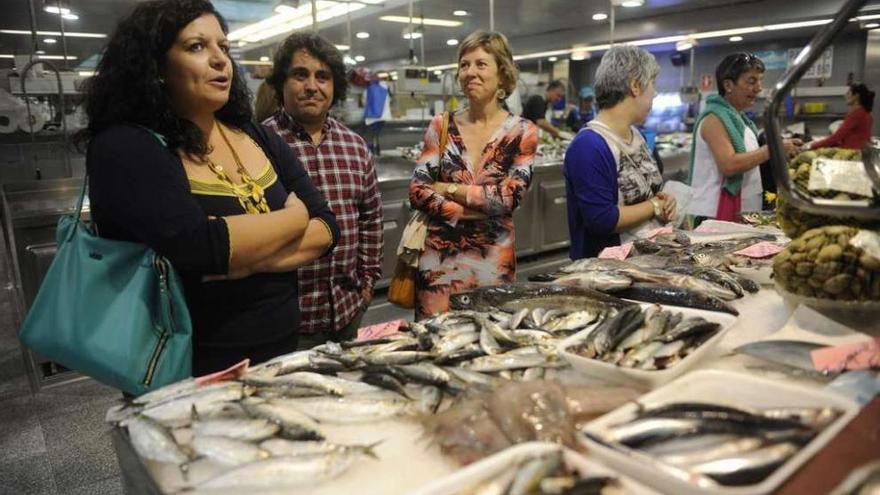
[{"left": 18, "top": 174, "right": 193, "bottom": 396}]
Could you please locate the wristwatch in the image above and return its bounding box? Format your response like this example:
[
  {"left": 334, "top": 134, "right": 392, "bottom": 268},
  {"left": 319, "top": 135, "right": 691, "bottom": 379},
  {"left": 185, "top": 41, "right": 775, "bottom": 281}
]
[
  {"left": 445, "top": 183, "right": 459, "bottom": 197},
  {"left": 649, "top": 197, "right": 663, "bottom": 218}
]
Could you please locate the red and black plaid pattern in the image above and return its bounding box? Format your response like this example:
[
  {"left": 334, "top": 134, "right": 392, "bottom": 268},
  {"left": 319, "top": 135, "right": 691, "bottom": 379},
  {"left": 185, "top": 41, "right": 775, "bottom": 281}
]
[{"left": 264, "top": 113, "right": 383, "bottom": 333}]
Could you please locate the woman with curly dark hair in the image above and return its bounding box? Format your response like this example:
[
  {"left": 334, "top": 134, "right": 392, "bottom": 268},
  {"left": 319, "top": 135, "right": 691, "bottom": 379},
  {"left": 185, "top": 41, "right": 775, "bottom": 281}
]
[{"left": 81, "top": 0, "right": 339, "bottom": 374}]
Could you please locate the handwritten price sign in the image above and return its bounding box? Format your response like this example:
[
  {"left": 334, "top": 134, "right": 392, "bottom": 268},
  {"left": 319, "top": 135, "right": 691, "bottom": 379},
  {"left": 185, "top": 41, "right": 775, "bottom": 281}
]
[
  {"left": 357, "top": 319, "right": 406, "bottom": 342},
  {"left": 811, "top": 338, "right": 880, "bottom": 373}
]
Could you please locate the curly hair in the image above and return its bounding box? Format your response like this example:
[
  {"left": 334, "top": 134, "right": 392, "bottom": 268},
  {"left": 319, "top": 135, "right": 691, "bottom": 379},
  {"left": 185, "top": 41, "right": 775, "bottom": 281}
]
[
  {"left": 266, "top": 33, "right": 347, "bottom": 109},
  {"left": 76, "top": 0, "right": 252, "bottom": 157},
  {"left": 456, "top": 31, "right": 519, "bottom": 97}
]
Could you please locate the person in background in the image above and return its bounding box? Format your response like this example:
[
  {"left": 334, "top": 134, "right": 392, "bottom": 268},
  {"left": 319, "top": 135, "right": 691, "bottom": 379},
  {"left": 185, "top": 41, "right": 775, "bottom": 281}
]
[
  {"left": 80, "top": 0, "right": 339, "bottom": 375},
  {"left": 254, "top": 80, "right": 278, "bottom": 123},
  {"left": 409, "top": 30, "right": 537, "bottom": 318},
  {"left": 809, "top": 82, "right": 874, "bottom": 150},
  {"left": 563, "top": 45, "right": 676, "bottom": 259},
  {"left": 522, "top": 79, "right": 565, "bottom": 138},
  {"left": 687, "top": 52, "right": 799, "bottom": 223},
  {"left": 265, "top": 33, "right": 383, "bottom": 348}
]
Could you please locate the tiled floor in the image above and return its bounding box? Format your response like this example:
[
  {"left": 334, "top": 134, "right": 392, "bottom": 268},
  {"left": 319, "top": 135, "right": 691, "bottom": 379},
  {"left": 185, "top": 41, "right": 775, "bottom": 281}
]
[{"left": 0, "top": 234, "right": 569, "bottom": 494}]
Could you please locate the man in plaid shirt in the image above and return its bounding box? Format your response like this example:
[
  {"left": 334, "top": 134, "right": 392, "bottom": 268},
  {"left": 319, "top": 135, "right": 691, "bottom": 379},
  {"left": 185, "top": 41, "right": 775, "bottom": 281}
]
[{"left": 265, "top": 33, "right": 383, "bottom": 348}]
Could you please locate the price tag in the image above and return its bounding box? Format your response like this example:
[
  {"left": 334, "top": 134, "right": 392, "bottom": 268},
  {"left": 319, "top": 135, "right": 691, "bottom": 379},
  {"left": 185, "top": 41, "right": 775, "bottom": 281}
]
[
  {"left": 811, "top": 338, "right": 880, "bottom": 373},
  {"left": 195, "top": 358, "right": 250, "bottom": 385},
  {"left": 599, "top": 242, "right": 634, "bottom": 260},
  {"left": 357, "top": 319, "right": 405, "bottom": 341},
  {"left": 734, "top": 241, "right": 785, "bottom": 258}
]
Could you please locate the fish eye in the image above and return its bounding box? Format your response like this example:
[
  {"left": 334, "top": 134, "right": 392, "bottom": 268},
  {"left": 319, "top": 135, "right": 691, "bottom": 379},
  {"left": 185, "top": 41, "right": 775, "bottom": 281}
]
[{"left": 460, "top": 296, "right": 470, "bottom": 304}]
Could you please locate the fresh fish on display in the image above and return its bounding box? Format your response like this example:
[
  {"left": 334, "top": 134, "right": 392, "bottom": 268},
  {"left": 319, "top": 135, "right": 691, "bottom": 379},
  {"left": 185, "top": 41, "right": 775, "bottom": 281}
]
[
  {"left": 360, "top": 372, "right": 411, "bottom": 398},
  {"left": 615, "top": 283, "right": 739, "bottom": 315},
  {"left": 546, "top": 270, "right": 634, "bottom": 292},
  {"left": 448, "top": 283, "right": 634, "bottom": 313},
  {"left": 259, "top": 438, "right": 380, "bottom": 459},
  {"left": 691, "top": 442, "right": 800, "bottom": 486},
  {"left": 240, "top": 398, "right": 325, "bottom": 440},
  {"left": 127, "top": 416, "right": 190, "bottom": 465},
  {"left": 734, "top": 340, "right": 830, "bottom": 375},
  {"left": 190, "top": 418, "right": 280, "bottom": 442},
  {"left": 190, "top": 435, "right": 268, "bottom": 466},
  {"left": 140, "top": 382, "right": 251, "bottom": 427},
  {"left": 276, "top": 396, "right": 417, "bottom": 423},
  {"left": 195, "top": 451, "right": 370, "bottom": 490},
  {"left": 264, "top": 372, "right": 383, "bottom": 396}
]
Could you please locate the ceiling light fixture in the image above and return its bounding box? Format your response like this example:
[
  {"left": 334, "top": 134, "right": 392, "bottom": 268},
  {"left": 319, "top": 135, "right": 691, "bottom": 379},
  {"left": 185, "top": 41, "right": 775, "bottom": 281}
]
[
  {"left": 336, "top": 44, "right": 350, "bottom": 51},
  {"left": 548, "top": 56, "right": 558, "bottom": 61},
  {"left": 729, "top": 36, "right": 743, "bottom": 41},
  {"left": 229, "top": 1, "right": 366, "bottom": 43},
  {"left": 43, "top": 2, "right": 70, "bottom": 15},
  {"left": 61, "top": 13, "right": 78, "bottom": 20},
  {"left": 620, "top": 0, "right": 644, "bottom": 7},
  {"left": 77, "top": 71, "right": 94, "bottom": 77},
  {"left": 433, "top": 69, "right": 443, "bottom": 75},
  {"left": 0, "top": 53, "right": 77, "bottom": 60},
  {"left": 354, "top": 55, "right": 365, "bottom": 62},
  {"left": 867, "top": 22, "right": 880, "bottom": 28},
  {"left": 0, "top": 29, "right": 105, "bottom": 38},
  {"left": 675, "top": 39, "right": 695, "bottom": 51},
  {"left": 570, "top": 49, "right": 591, "bottom": 61},
  {"left": 592, "top": 13, "right": 608, "bottom": 21},
  {"left": 356, "top": 31, "right": 370, "bottom": 38},
  {"left": 402, "top": 32, "right": 422, "bottom": 40},
  {"left": 453, "top": 10, "right": 468, "bottom": 16},
  {"left": 259, "top": 56, "right": 270, "bottom": 61},
  {"left": 43, "top": 38, "right": 57, "bottom": 44},
  {"left": 35, "top": 50, "right": 45, "bottom": 54},
  {"left": 446, "top": 39, "right": 458, "bottom": 46},
  {"left": 380, "top": 15, "right": 463, "bottom": 27}
]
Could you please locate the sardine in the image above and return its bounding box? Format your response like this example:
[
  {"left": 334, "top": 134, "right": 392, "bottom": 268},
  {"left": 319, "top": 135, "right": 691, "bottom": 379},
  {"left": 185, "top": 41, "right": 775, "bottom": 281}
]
[
  {"left": 240, "top": 398, "right": 325, "bottom": 440},
  {"left": 509, "top": 308, "right": 530, "bottom": 330},
  {"left": 507, "top": 451, "right": 563, "bottom": 495},
  {"left": 588, "top": 305, "right": 645, "bottom": 358},
  {"left": 393, "top": 362, "right": 452, "bottom": 386},
  {"left": 444, "top": 367, "right": 498, "bottom": 390},
  {"left": 466, "top": 350, "right": 561, "bottom": 372},
  {"left": 259, "top": 438, "right": 380, "bottom": 459},
  {"left": 435, "top": 329, "right": 480, "bottom": 355},
  {"left": 360, "top": 372, "right": 411, "bottom": 398},
  {"left": 360, "top": 351, "right": 436, "bottom": 366},
  {"left": 141, "top": 382, "right": 249, "bottom": 427},
  {"left": 127, "top": 416, "right": 190, "bottom": 465},
  {"left": 278, "top": 396, "right": 416, "bottom": 423},
  {"left": 656, "top": 436, "right": 765, "bottom": 467},
  {"left": 541, "top": 310, "right": 601, "bottom": 333},
  {"left": 654, "top": 317, "right": 720, "bottom": 343},
  {"left": 190, "top": 435, "right": 268, "bottom": 466},
  {"left": 267, "top": 372, "right": 382, "bottom": 396},
  {"left": 691, "top": 442, "right": 799, "bottom": 486},
  {"left": 196, "top": 451, "right": 367, "bottom": 489},
  {"left": 416, "top": 385, "right": 443, "bottom": 414},
  {"left": 191, "top": 418, "right": 280, "bottom": 442}
]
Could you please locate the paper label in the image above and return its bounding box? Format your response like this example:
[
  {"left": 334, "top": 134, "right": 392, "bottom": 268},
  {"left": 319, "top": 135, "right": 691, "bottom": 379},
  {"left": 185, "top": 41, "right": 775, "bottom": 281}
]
[
  {"left": 733, "top": 241, "right": 785, "bottom": 258},
  {"left": 811, "top": 338, "right": 880, "bottom": 373},
  {"left": 357, "top": 319, "right": 405, "bottom": 341},
  {"left": 808, "top": 158, "right": 874, "bottom": 198},
  {"left": 599, "top": 242, "right": 634, "bottom": 260},
  {"left": 849, "top": 230, "right": 880, "bottom": 263},
  {"left": 195, "top": 358, "right": 250, "bottom": 385},
  {"left": 643, "top": 226, "right": 674, "bottom": 239}
]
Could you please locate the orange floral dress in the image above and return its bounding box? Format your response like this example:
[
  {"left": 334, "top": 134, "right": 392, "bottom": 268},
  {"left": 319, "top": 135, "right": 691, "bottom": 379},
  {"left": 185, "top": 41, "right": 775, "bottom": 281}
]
[{"left": 409, "top": 113, "right": 537, "bottom": 318}]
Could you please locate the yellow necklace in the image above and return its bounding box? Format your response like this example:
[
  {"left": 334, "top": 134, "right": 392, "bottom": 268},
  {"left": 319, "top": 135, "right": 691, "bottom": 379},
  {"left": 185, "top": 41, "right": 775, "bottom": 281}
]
[{"left": 205, "top": 124, "right": 270, "bottom": 214}]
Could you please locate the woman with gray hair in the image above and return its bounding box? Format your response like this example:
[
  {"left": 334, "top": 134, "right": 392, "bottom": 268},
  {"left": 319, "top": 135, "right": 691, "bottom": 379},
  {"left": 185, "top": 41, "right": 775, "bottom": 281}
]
[{"left": 562, "top": 45, "right": 675, "bottom": 259}]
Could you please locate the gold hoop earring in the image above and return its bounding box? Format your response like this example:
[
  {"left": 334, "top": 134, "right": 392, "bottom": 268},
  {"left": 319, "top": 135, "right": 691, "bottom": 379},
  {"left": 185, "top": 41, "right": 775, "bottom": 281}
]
[{"left": 496, "top": 89, "right": 507, "bottom": 100}]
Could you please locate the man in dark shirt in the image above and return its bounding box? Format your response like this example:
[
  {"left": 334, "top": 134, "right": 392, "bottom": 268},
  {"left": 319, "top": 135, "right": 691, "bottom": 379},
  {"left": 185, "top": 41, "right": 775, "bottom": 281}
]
[{"left": 522, "top": 79, "right": 566, "bottom": 138}]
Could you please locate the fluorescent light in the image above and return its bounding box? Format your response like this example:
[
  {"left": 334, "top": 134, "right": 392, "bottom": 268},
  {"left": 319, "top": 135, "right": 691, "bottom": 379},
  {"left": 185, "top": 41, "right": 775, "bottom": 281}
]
[
  {"left": 43, "top": 38, "right": 57, "bottom": 44},
  {"left": 621, "top": 0, "right": 644, "bottom": 7},
  {"left": 548, "top": 56, "right": 558, "bottom": 61},
  {"left": 62, "top": 13, "right": 78, "bottom": 20},
  {"left": 453, "top": 10, "right": 468, "bottom": 16},
  {"left": 867, "top": 23, "right": 880, "bottom": 28},
  {"left": 446, "top": 38, "right": 458, "bottom": 46},
  {"left": 356, "top": 31, "right": 370, "bottom": 39},
  {"left": 676, "top": 40, "right": 694, "bottom": 51},
  {"left": 765, "top": 19, "right": 832, "bottom": 30},
  {"left": 0, "top": 29, "right": 105, "bottom": 38},
  {"left": 237, "top": 41, "right": 247, "bottom": 47},
  {"left": 35, "top": 50, "right": 45, "bottom": 54},
  {"left": 592, "top": 13, "right": 608, "bottom": 21},
  {"left": 229, "top": 1, "right": 366, "bottom": 43},
  {"left": 856, "top": 14, "right": 880, "bottom": 21},
  {"left": 335, "top": 44, "right": 349, "bottom": 51},
  {"left": 77, "top": 71, "right": 94, "bottom": 76},
  {"left": 433, "top": 69, "right": 442, "bottom": 75},
  {"left": 259, "top": 56, "right": 270, "bottom": 62},
  {"left": 403, "top": 32, "right": 422, "bottom": 40},
  {"left": 44, "top": 5, "right": 70, "bottom": 15},
  {"left": 729, "top": 36, "right": 743, "bottom": 42},
  {"left": 570, "top": 50, "right": 591, "bottom": 61},
  {"left": 344, "top": 55, "right": 356, "bottom": 64},
  {"left": 354, "top": 55, "right": 365, "bottom": 62},
  {"left": 379, "top": 15, "right": 463, "bottom": 27},
  {"left": 0, "top": 53, "right": 77, "bottom": 60}
]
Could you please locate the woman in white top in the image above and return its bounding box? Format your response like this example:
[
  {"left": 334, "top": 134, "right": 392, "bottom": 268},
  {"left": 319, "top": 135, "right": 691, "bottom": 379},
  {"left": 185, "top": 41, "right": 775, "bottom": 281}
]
[{"left": 688, "top": 52, "right": 798, "bottom": 222}]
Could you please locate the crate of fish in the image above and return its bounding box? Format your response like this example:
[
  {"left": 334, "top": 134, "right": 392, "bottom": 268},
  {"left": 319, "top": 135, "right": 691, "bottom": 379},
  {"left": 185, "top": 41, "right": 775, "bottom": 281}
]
[
  {"left": 558, "top": 304, "right": 738, "bottom": 388},
  {"left": 580, "top": 369, "right": 859, "bottom": 495},
  {"left": 408, "top": 441, "right": 657, "bottom": 495}
]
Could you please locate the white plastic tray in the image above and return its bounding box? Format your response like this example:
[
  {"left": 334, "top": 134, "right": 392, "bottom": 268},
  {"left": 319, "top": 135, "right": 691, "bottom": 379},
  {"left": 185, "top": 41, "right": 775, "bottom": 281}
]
[
  {"left": 558, "top": 304, "right": 738, "bottom": 388},
  {"left": 580, "top": 369, "right": 860, "bottom": 495},
  {"left": 406, "top": 441, "right": 657, "bottom": 495}
]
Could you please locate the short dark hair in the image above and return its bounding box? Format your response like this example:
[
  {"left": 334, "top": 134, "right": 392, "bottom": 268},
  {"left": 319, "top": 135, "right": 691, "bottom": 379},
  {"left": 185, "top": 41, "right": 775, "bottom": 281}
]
[
  {"left": 716, "top": 52, "right": 765, "bottom": 96},
  {"left": 547, "top": 80, "right": 565, "bottom": 92},
  {"left": 267, "top": 33, "right": 348, "bottom": 108},
  {"left": 76, "top": 0, "right": 252, "bottom": 157},
  {"left": 850, "top": 82, "right": 875, "bottom": 113}
]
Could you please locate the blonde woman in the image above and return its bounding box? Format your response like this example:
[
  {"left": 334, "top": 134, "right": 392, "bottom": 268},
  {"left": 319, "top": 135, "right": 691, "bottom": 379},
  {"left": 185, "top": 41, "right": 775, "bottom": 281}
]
[{"left": 409, "top": 31, "right": 537, "bottom": 318}]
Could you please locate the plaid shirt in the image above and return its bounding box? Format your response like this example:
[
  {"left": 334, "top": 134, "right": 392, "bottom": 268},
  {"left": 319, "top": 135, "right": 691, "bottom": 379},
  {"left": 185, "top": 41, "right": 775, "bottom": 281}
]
[{"left": 263, "top": 112, "right": 383, "bottom": 333}]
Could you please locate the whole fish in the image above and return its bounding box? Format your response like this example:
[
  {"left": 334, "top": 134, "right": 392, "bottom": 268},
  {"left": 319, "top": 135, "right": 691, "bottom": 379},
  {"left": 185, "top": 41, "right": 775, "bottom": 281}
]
[
  {"left": 133, "top": 378, "right": 198, "bottom": 405},
  {"left": 407, "top": 321, "right": 435, "bottom": 351},
  {"left": 615, "top": 283, "right": 739, "bottom": 315},
  {"left": 544, "top": 270, "right": 633, "bottom": 292},
  {"left": 542, "top": 310, "right": 601, "bottom": 333},
  {"left": 278, "top": 396, "right": 416, "bottom": 423},
  {"left": 587, "top": 305, "right": 645, "bottom": 358},
  {"left": 417, "top": 385, "right": 444, "bottom": 414},
  {"left": 190, "top": 435, "right": 268, "bottom": 466},
  {"left": 240, "top": 398, "right": 325, "bottom": 440},
  {"left": 360, "top": 351, "right": 436, "bottom": 366},
  {"left": 444, "top": 367, "right": 499, "bottom": 390},
  {"left": 466, "top": 349, "right": 561, "bottom": 373},
  {"left": 654, "top": 318, "right": 720, "bottom": 344},
  {"left": 449, "top": 283, "right": 634, "bottom": 313},
  {"left": 191, "top": 418, "right": 280, "bottom": 442},
  {"left": 691, "top": 442, "right": 799, "bottom": 486},
  {"left": 360, "top": 372, "right": 411, "bottom": 398},
  {"left": 655, "top": 436, "right": 765, "bottom": 466},
  {"left": 604, "top": 417, "right": 764, "bottom": 448},
  {"left": 664, "top": 265, "right": 745, "bottom": 297},
  {"left": 268, "top": 372, "right": 382, "bottom": 396},
  {"left": 259, "top": 438, "right": 380, "bottom": 459},
  {"left": 141, "top": 382, "right": 250, "bottom": 427},
  {"left": 683, "top": 231, "right": 777, "bottom": 245},
  {"left": 393, "top": 362, "right": 453, "bottom": 386},
  {"left": 127, "top": 416, "right": 189, "bottom": 465},
  {"left": 435, "top": 329, "right": 480, "bottom": 355},
  {"left": 734, "top": 340, "right": 829, "bottom": 375},
  {"left": 196, "top": 451, "right": 368, "bottom": 490}
]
